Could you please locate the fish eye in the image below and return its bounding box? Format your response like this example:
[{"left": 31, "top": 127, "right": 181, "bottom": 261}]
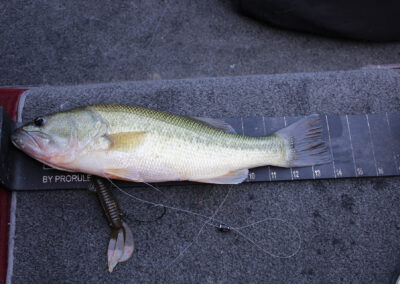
[{"left": 33, "top": 117, "right": 46, "bottom": 127}]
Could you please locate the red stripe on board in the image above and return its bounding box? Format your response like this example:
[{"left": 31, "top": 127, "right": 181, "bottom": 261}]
[{"left": 0, "top": 88, "right": 26, "bottom": 284}]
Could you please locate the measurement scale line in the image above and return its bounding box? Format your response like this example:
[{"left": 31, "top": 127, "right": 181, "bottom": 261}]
[
  {"left": 283, "top": 116, "right": 294, "bottom": 180},
  {"left": 262, "top": 116, "right": 272, "bottom": 181},
  {"left": 386, "top": 113, "right": 400, "bottom": 174},
  {"left": 241, "top": 117, "right": 250, "bottom": 181},
  {"left": 365, "top": 114, "right": 379, "bottom": 176},
  {"left": 240, "top": 117, "right": 245, "bottom": 136},
  {"left": 345, "top": 115, "right": 358, "bottom": 177},
  {"left": 325, "top": 115, "right": 336, "bottom": 178}
]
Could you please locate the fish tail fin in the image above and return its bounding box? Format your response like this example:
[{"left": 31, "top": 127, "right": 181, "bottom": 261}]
[{"left": 275, "top": 114, "right": 331, "bottom": 167}]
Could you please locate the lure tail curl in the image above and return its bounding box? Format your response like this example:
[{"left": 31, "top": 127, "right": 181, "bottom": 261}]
[{"left": 107, "top": 221, "right": 134, "bottom": 273}]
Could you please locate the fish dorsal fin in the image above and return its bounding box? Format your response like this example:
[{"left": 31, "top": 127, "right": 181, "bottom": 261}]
[
  {"left": 192, "top": 168, "right": 249, "bottom": 184},
  {"left": 191, "top": 117, "right": 236, "bottom": 134},
  {"left": 106, "top": 131, "right": 147, "bottom": 151}
]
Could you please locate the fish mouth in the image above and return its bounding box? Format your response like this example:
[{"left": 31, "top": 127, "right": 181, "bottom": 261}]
[{"left": 11, "top": 129, "right": 46, "bottom": 157}]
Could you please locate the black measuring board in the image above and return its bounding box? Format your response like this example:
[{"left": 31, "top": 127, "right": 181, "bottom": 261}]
[
  {"left": 328, "top": 115, "right": 356, "bottom": 178},
  {"left": 1, "top": 107, "right": 400, "bottom": 191},
  {"left": 387, "top": 113, "right": 400, "bottom": 174},
  {"left": 368, "top": 114, "right": 398, "bottom": 176},
  {"left": 313, "top": 115, "right": 335, "bottom": 179},
  {"left": 0, "top": 107, "right": 13, "bottom": 188},
  {"left": 223, "top": 118, "right": 243, "bottom": 135},
  {"left": 347, "top": 115, "right": 377, "bottom": 177}
]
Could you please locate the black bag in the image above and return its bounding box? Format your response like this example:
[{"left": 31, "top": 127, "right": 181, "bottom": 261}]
[{"left": 239, "top": 0, "right": 400, "bottom": 41}]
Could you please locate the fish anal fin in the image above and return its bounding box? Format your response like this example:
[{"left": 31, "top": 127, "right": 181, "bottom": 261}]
[
  {"left": 104, "top": 168, "right": 142, "bottom": 182},
  {"left": 106, "top": 131, "right": 147, "bottom": 151},
  {"left": 191, "top": 117, "right": 236, "bottom": 134},
  {"left": 192, "top": 168, "right": 249, "bottom": 184}
]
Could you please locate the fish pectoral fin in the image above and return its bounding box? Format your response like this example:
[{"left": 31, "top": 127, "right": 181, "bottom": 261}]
[
  {"left": 104, "top": 168, "right": 142, "bottom": 182},
  {"left": 106, "top": 131, "right": 147, "bottom": 151},
  {"left": 191, "top": 117, "right": 237, "bottom": 134},
  {"left": 192, "top": 169, "right": 249, "bottom": 184}
]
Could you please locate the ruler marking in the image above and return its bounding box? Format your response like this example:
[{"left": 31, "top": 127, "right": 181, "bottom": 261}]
[
  {"left": 386, "top": 112, "right": 400, "bottom": 174},
  {"left": 283, "top": 116, "right": 294, "bottom": 180},
  {"left": 365, "top": 114, "right": 379, "bottom": 176},
  {"left": 345, "top": 115, "right": 358, "bottom": 177},
  {"left": 325, "top": 115, "right": 337, "bottom": 178},
  {"left": 240, "top": 117, "right": 245, "bottom": 135},
  {"left": 262, "top": 116, "right": 272, "bottom": 181}
]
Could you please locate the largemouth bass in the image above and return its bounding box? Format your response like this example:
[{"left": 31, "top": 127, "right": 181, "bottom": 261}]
[{"left": 11, "top": 104, "right": 330, "bottom": 184}]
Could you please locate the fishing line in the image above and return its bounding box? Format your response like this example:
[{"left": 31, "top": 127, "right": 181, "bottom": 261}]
[
  {"left": 142, "top": 181, "right": 164, "bottom": 195},
  {"left": 112, "top": 179, "right": 301, "bottom": 260},
  {"left": 165, "top": 187, "right": 231, "bottom": 269},
  {"left": 106, "top": 178, "right": 212, "bottom": 221},
  {"left": 122, "top": 205, "right": 167, "bottom": 224},
  {"left": 121, "top": 181, "right": 166, "bottom": 223},
  {"left": 231, "top": 217, "right": 302, "bottom": 258},
  {"left": 105, "top": 177, "right": 302, "bottom": 262},
  {"left": 113, "top": 180, "right": 302, "bottom": 257}
]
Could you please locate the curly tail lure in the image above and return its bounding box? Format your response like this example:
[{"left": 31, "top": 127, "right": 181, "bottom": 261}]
[{"left": 91, "top": 176, "right": 134, "bottom": 272}]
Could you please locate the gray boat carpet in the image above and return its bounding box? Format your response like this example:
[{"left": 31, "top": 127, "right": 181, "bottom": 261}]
[
  {"left": 7, "top": 69, "right": 400, "bottom": 283},
  {"left": 2, "top": 0, "right": 400, "bottom": 87}
]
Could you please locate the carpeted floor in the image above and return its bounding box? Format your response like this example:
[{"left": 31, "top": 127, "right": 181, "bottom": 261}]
[
  {"left": 8, "top": 69, "right": 400, "bottom": 283},
  {"left": 1, "top": 0, "right": 400, "bottom": 86}
]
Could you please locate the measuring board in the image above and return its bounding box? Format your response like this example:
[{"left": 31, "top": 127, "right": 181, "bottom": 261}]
[{"left": 0, "top": 106, "right": 399, "bottom": 191}]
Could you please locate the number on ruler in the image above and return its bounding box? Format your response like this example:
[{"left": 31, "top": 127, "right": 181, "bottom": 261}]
[
  {"left": 377, "top": 167, "right": 384, "bottom": 175},
  {"left": 292, "top": 170, "right": 300, "bottom": 179},
  {"left": 356, "top": 168, "right": 364, "bottom": 176},
  {"left": 248, "top": 172, "right": 256, "bottom": 180},
  {"left": 314, "top": 169, "right": 321, "bottom": 177},
  {"left": 335, "top": 168, "right": 343, "bottom": 177},
  {"left": 271, "top": 171, "right": 277, "bottom": 180}
]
